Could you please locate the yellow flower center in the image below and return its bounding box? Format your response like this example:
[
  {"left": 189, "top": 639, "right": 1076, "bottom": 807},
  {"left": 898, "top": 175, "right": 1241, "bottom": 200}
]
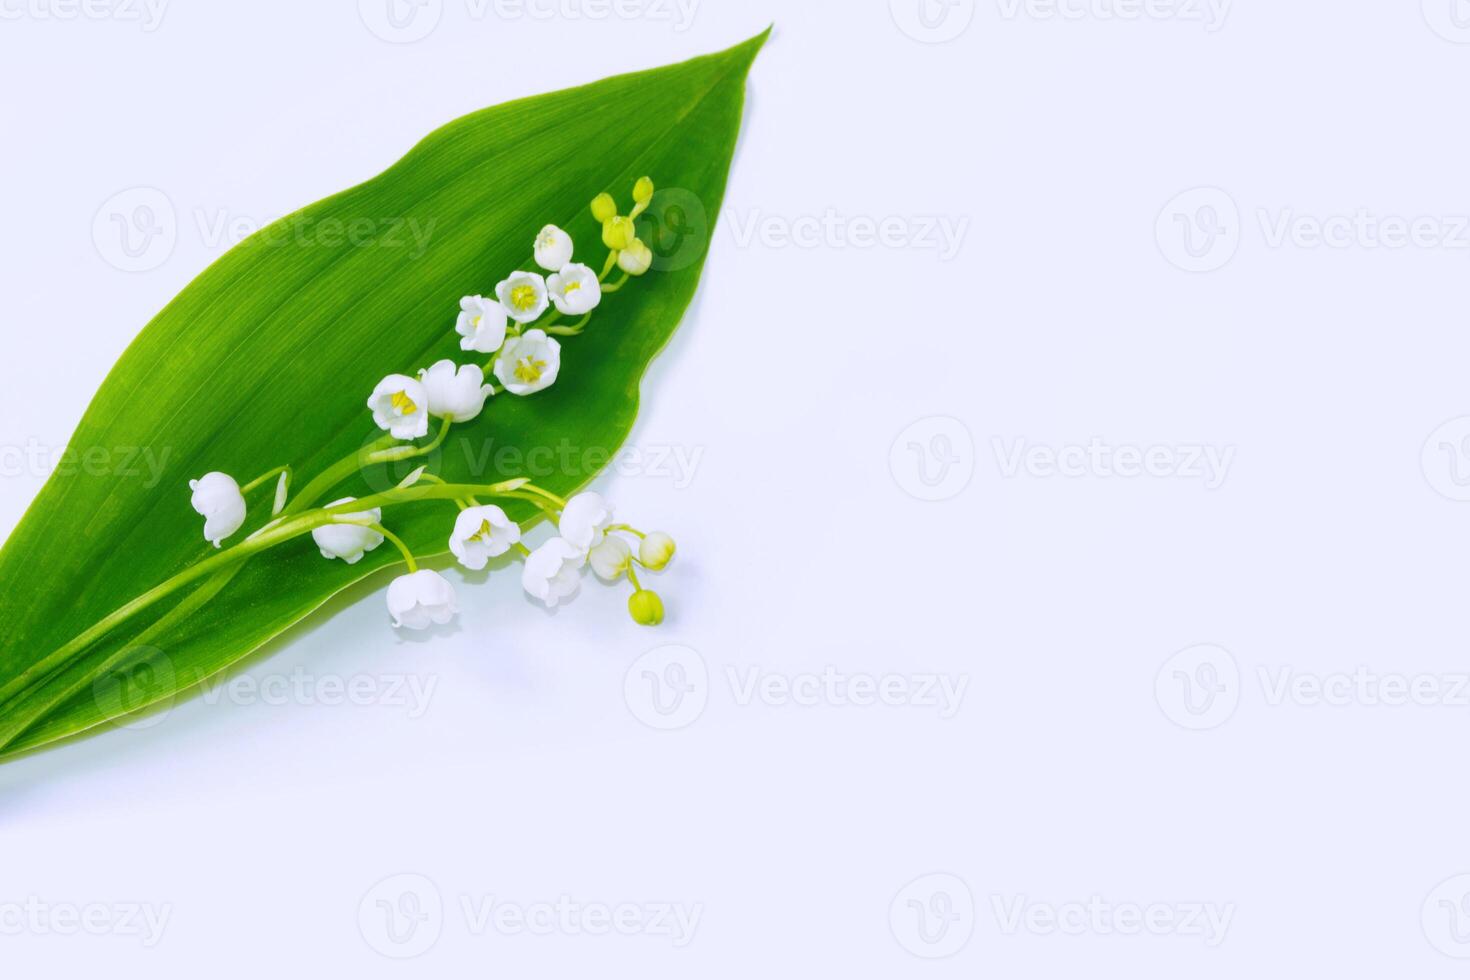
[
  {"left": 390, "top": 390, "right": 417, "bottom": 415},
  {"left": 510, "top": 284, "right": 538, "bottom": 311},
  {"left": 564, "top": 281, "right": 581, "bottom": 295},
  {"left": 472, "top": 314, "right": 483, "bottom": 329},
  {"left": 469, "top": 519, "right": 495, "bottom": 543},
  {"left": 514, "top": 357, "right": 546, "bottom": 384}
]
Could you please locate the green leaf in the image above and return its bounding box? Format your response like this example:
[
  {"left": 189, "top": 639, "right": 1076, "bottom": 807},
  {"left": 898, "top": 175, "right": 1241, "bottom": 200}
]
[{"left": 0, "top": 30, "right": 767, "bottom": 761}]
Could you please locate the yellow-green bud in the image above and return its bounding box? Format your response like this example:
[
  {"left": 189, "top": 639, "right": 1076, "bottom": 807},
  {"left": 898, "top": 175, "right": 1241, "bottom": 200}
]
[
  {"left": 628, "top": 589, "right": 665, "bottom": 626},
  {"left": 602, "top": 215, "right": 636, "bottom": 251},
  {"left": 618, "top": 238, "right": 653, "bottom": 276},
  {"left": 633, "top": 176, "right": 654, "bottom": 204},
  {"left": 639, "top": 531, "right": 675, "bottom": 570},
  {"left": 591, "top": 193, "right": 617, "bottom": 223}
]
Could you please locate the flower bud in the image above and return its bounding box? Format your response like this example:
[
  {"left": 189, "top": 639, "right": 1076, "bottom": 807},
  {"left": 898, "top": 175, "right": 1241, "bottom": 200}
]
[
  {"left": 618, "top": 238, "right": 653, "bottom": 276},
  {"left": 591, "top": 192, "right": 617, "bottom": 223},
  {"left": 633, "top": 176, "right": 654, "bottom": 204},
  {"left": 628, "top": 589, "right": 664, "bottom": 626},
  {"left": 602, "top": 215, "right": 636, "bottom": 251},
  {"left": 638, "top": 531, "right": 676, "bottom": 570}
]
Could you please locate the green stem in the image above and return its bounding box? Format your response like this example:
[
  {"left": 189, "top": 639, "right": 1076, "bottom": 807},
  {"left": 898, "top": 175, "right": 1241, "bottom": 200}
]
[
  {"left": 241, "top": 465, "right": 289, "bottom": 495},
  {"left": 366, "top": 524, "right": 418, "bottom": 573},
  {"left": 0, "top": 511, "right": 333, "bottom": 710}
]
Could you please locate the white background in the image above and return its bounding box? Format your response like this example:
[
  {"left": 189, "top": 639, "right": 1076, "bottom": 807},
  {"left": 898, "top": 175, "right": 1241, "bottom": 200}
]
[{"left": 3, "top": 0, "right": 1470, "bottom": 974}]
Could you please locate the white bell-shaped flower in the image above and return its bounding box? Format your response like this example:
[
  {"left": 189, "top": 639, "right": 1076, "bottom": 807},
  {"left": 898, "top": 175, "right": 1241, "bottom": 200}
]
[
  {"left": 618, "top": 238, "right": 653, "bottom": 276},
  {"left": 189, "top": 472, "right": 247, "bottom": 548},
  {"left": 492, "top": 329, "right": 561, "bottom": 396},
  {"left": 312, "top": 498, "right": 384, "bottom": 564},
  {"left": 521, "top": 537, "right": 585, "bottom": 608},
  {"left": 534, "top": 224, "right": 574, "bottom": 271},
  {"left": 419, "top": 360, "right": 494, "bottom": 423},
  {"left": 547, "top": 262, "right": 602, "bottom": 316},
  {"left": 639, "top": 531, "right": 676, "bottom": 570},
  {"left": 368, "top": 374, "right": 431, "bottom": 440},
  {"left": 456, "top": 295, "right": 508, "bottom": 354},
  {"left": 448, "top": 504, "right": 521, "bottom": 571},
  {"left": 386, "top": 569, "right": 459, "bottom": 630},
  {"left": 559, "top": 491, "right": 612, "bottom": 552},
  {"left": 589, "top": 535, "right": 632, "bottom": 581},
  {"left": 495, "top": 270, "right": 549, "bottom": 323}
]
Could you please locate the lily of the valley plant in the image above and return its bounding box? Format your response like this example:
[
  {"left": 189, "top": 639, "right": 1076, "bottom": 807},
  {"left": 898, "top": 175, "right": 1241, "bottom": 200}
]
[{"left": 187, "top": 177, "right": 676, "bottom": 631}]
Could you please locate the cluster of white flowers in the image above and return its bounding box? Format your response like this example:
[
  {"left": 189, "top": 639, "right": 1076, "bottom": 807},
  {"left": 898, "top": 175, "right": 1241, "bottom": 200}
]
[{"left": 187, "top": 177, "right": 678, "bottom": 635}]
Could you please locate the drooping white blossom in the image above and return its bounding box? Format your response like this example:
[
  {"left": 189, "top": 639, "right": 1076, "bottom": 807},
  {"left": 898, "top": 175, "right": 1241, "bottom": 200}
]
[
  {"left": 521, "top": 537, "right": 585, "bottom": 608},
  {"left": 534, "top": 224, "right": 574, "bottom": 271},
  {"left": 448, "top": 504, "right": 521, "bottom": 571},
  {"left": 496, "top": 270, "right": 550, "bottom": 323},
  {"left": 639, "top": 531, "right": 676, "bottom": 570},
  {"left": 419, "top": 360, "right": 494, "bottom": 423},
  {"left": 312, "top": 498, "right": 384, "bottom": 565},
  {"left": 559, "top": 491, "right": 612, "bottom": 552},
  {"left": 386, "top": 569, "right": 459, "bottom": 630},
  {"left": 589, "top": 535, "right": 632, "bottom": 581},
  {"left": 456, "top": 295, "right": 508, "bottom": 354},
  {"left": 547, "top": 262, "right": 602, "bottom": 316},
  {"left": 189, "top": 472, "right": 247, "bottom": 548},
  {"left": 492, "top": 329, "right": 561, "bottom": 396},
  {"left": 368, "top": 374, "right": 431, "bottom": 440},
  {"left": 618, "top": 238, "right": 653, "bottom": 276}
]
